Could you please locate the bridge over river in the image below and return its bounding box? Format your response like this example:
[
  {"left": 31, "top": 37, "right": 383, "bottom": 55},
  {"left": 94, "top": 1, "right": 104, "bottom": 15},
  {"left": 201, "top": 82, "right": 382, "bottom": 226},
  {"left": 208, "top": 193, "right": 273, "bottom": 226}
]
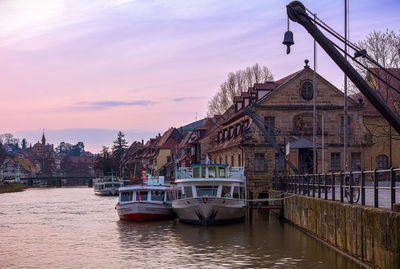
[{"left": 21, "top": 176, "right": 98, "bottom": 187}]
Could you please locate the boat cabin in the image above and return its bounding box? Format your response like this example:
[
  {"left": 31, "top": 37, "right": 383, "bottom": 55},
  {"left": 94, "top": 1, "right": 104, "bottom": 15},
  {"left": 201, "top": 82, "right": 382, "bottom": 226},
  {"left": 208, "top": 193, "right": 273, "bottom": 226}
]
[
  {"left": 94, "top": 181, "right": 123, "bottom": 191},
  {"left": 176, "top": 184, "right": 245, "bottom": 199},
  {"left": 119, "top": 187, "right": 171, "bottom": 204},
  {"left": 174, "top": 164, "right": 246, "bottom": 200}
]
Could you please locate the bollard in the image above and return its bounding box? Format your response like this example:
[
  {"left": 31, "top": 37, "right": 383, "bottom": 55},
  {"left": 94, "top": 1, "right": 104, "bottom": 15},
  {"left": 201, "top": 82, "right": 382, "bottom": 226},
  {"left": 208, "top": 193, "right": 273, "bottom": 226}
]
[
  {"left": 393, "top": 204, "right": 400, "bottom": 212},
  {"left": 249, "top": 191, "right": 253, "bottom": 224},
  {"left": 88, "top": 179, "right": 93, "bottom": 188}
]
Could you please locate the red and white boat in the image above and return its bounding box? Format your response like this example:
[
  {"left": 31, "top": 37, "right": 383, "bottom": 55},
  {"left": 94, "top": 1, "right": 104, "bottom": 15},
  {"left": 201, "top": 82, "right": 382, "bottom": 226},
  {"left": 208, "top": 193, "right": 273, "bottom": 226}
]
[{"left": 115, "top": 174, "right": 173, "bottom": 221}]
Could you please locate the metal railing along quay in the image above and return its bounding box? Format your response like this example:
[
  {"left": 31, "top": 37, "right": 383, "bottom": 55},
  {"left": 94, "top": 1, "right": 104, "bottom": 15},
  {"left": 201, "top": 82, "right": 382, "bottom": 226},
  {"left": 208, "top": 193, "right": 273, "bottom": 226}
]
[{"left": 272, "top": 168, "right": 400, "bottom": 210}]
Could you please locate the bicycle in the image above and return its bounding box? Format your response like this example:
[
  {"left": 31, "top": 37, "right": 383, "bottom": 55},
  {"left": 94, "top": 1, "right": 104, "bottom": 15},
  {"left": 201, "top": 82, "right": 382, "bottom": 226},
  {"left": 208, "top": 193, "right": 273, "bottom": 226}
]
[{"left": 344, "top": 175, "right": 360, "bottom": 203}]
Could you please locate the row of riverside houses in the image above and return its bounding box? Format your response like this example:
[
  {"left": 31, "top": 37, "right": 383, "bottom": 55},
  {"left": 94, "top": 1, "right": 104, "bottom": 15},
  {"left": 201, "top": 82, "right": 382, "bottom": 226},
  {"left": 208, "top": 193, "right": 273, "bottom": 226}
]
[
  {"left": 1, "top": 132, "right": 97, "bottom": 180},
  {"left": 120, "top": 60, "right": 400, "bottom": 196}
]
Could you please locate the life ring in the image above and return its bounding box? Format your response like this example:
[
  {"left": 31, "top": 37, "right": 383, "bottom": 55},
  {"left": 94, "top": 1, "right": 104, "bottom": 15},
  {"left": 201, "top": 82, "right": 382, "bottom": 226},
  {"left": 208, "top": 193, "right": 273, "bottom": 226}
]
[{"left": 202, "top": 197, "right": 208, "bottom": 204}]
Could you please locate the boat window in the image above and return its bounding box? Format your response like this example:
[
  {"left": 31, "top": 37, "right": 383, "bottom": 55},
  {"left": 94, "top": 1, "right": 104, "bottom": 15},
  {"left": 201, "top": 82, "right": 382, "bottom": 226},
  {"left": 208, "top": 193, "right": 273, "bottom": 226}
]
[
  {"left": 221, "top": 186, "right": 231, "bottom": 198},
  {"left": 232, "top": 186, "right": 240, "bottom": 199},
  {"left": 138, "top": 191, "right": 148, "bottom": 201},
  {"left": 208, "top": 167, "right": 216, "bottom": 178},
  {"left": 167, "top": 191, "right": 173, "bottom": 201},
  {"left": 178, "top": 188, "right": 183, "bottom": 199},
  {"left": 151, "top": 191, "right": 164, "bottom": 201},
  {"left": 184, "top": 186, "right": 193, "bottom": 198},
  {"left": 201, "top": 166, "right": 206, "bottom": 177},
  {"left": 219, "top": 167, "right": 226, "bottom": 178},
  {"left": 121, "top": 191, "right": 133, "bottom": 202},
  {"left": 193, "top": 167, "right": 200, "bottom": 178},
  {"left": 240, "top": 187, "right": 245, "bottom": 199},
  {"left": 196, "top": 186, "right": 218, "bottom": 197}
]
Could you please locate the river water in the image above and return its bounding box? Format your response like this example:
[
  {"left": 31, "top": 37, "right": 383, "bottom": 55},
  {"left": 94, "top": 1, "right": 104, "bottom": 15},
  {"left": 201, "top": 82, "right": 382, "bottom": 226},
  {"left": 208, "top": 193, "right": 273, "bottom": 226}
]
[{"left": 0, "top": 187, "right": 362, "bottom": 269}]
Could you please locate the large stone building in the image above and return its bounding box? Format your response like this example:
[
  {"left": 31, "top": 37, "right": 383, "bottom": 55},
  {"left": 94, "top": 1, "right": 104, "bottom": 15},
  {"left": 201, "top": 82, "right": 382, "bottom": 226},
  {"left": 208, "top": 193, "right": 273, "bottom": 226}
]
[
  {"left": 359, "top": 68, "right": 400, "bottom": 170},
  {"left": 202, "top": 61, "right": 372, "bottom": 194}
]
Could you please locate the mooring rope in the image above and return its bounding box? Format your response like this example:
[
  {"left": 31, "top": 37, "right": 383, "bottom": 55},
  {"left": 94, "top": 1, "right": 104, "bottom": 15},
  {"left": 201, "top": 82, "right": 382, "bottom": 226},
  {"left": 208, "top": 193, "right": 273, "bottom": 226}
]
[{"left": 245, "top": 193, "right": 297, "bottom": 202}]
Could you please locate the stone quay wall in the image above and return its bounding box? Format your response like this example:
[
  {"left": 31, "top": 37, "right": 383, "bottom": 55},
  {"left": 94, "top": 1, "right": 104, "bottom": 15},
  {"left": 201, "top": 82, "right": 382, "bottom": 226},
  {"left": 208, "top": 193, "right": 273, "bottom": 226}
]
[{"left": 271, "top": 192, "right": 400, "bottom": 268}]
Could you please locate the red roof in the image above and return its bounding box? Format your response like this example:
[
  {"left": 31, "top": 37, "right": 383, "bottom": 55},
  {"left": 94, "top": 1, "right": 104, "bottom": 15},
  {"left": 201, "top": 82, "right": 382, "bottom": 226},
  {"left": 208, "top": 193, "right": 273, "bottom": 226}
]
[
  {"left": 233, "top": 96, "right": 243, "bottom": 102},
  {"left": 155, "top": 128, "right": 180, "bottom": 149},
  {"left": 178, "top": 131, "right": 192, "bottom": 148},
  {"left": 275, "top": 70, "right": 303, "bottom": 86},
  {"left": 254, "top": 82, "right": 277, "bottom": 90}
]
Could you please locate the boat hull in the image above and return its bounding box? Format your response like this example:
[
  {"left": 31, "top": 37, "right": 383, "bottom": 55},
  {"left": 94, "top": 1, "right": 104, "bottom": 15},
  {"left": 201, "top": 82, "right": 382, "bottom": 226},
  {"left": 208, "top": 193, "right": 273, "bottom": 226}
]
[
  {"left": 116, "top": 202, "right": 173, "bottom": 221},
  {"left": 94, "top": 189, "right": 119, "bottom": 196},
  {"left": 172, "top": 197, "right": 245, "bottom": 225}
]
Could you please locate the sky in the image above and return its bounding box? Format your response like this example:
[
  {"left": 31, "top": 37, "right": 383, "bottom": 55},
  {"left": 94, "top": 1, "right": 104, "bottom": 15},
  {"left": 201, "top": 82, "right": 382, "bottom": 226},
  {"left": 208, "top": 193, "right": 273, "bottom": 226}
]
[{"left": 1, "top": 0, "right": 399, "bottom": 153}]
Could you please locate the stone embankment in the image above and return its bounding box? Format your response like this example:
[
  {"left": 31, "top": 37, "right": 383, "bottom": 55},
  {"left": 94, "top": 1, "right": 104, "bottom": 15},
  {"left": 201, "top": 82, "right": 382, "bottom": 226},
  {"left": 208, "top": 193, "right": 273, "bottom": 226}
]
[
  {"left": 0, "top": 183, "right": 28, "bottom": 194},
  {"left": 271, "top": 191, "right": 399, "bottom": 269}
]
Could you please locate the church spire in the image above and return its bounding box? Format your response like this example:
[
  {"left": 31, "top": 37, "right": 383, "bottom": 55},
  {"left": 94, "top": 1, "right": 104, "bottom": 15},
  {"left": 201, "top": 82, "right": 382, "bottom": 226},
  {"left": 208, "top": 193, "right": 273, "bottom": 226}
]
[{"left": 42, "top": 129, "right": 46, "bottom": 146}]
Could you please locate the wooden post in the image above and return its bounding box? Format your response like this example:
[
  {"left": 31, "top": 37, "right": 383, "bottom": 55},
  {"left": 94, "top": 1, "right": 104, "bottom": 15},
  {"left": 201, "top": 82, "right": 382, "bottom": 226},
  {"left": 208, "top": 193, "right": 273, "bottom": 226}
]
[
  {"left": 340, "top": 172, "right": 344, "bottom": 203},
  {"left": 249, "top": 191, "right": 253, "bottom": 224},
  {"left": 332, "top": 173, "right": 335, "bottom": 201},
  {"left": 361, "top": 170, "right": 365, "bottom": 206},
  {"left": 324, "top": 173, "right": 328, "bottom": 200},
  {"left": 390, "top": 167, "right": 395, "bottom": 210},
  {"left": 374, "top": 169, "right": 378, "bottom": 208},
  {"left": 318, "top": 173, "right": 321, "bottom": 198},
  {"left": 349, "top": 171, "right": 354, "bottom": 204}
]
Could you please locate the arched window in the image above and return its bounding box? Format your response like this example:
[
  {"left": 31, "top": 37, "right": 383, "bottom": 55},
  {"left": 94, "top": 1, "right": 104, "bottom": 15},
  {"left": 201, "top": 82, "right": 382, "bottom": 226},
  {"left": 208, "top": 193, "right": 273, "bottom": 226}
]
[{"left": 375, "top": 155, "right": 389, "bottom": 170}]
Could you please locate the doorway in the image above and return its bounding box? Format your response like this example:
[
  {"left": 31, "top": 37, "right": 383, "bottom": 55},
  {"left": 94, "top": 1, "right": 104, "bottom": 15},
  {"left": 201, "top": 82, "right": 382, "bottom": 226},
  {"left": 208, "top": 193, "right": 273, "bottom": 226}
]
[{"left": 299, "top": 148, "right": 314, "bottom": 174}]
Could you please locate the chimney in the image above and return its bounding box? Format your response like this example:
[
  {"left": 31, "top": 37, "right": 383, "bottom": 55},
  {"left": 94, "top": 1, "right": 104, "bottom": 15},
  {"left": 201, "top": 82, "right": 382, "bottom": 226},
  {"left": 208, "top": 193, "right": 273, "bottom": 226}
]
[{"left": 141, "top": 139, "right": 144, "bottom": 146}]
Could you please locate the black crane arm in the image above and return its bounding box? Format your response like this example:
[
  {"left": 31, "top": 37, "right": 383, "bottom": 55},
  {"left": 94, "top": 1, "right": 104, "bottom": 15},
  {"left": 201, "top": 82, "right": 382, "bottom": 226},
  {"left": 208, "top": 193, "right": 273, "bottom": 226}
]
[
  {"left": 286, "top": 1, "right": 400, "bottom": 135},
  {"left": 244, "top": 107, "right": 299, "bottom": 174}
]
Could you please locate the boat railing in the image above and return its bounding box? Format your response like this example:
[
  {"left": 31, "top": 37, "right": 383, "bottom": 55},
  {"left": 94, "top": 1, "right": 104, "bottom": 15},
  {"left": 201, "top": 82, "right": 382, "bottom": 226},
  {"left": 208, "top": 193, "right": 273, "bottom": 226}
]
[
  {"left": 227, "top": 167, "right": 245, "bottom": 179},
  {"left": 176, "top": 166, "right": 245, "bottom": 180},
  {"left": 176, "top": 168, "right": 193, "bottom": 179}
]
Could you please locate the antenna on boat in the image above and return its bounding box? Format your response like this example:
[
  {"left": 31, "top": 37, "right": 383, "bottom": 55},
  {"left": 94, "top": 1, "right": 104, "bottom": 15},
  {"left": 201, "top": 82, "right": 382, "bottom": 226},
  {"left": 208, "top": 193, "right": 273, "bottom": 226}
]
[{"left": 205, "top": 154, "right": 210, "bottom": 179}]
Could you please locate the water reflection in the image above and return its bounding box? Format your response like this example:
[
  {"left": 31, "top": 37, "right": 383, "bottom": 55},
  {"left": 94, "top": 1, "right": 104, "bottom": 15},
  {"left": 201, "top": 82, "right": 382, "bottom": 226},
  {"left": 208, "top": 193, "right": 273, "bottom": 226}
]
[
  {"left": 117, "top": 214, "right": 362, "bottom": 269},
  {"left": 0, "top": 188, "right": 362, "bottom": 269}
]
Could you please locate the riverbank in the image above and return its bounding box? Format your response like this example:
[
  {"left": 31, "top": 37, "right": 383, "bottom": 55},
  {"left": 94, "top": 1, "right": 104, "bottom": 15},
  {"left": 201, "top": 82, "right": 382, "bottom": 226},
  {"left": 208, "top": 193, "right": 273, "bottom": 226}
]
[{"left": 0, "top": 184, "right": 28, "bottom": 194}]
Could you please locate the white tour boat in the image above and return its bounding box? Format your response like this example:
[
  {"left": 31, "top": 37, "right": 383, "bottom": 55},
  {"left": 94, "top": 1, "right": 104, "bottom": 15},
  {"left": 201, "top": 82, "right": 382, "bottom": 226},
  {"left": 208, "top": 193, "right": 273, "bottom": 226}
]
[
  {"left": 115, "top": 175, "right": 173, "bottom": 221},
  {"left": 172, "top": 163, "right": 246, "bottom": 225},
  {"left": 94, "top": 179, "right": 124, "bottom": 196}
]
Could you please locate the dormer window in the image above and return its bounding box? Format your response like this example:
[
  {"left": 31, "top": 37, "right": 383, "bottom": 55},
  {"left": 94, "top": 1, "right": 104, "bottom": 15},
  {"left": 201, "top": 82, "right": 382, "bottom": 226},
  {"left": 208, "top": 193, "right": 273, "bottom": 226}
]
[
  {"left": 236, "top": 102, "right": 243, "bottom": 111},
  {"left": 218, "top": 132, "right": 223, "bottom": 143},
  {"left": 224, "top": 129, "right": 228, "bottom": 140},
  {"left": 244, "top": 98, "right": 249, "bottom": 107},
  {"left": 236, "top": 124, "right": 241, "bottom": 136},
  {"left": 244, "top": 120, "right": 249, "bottom": 129},
  {"left": 229, "top": 127, "right": 234, "bottom": 138},
  {"left": 251, "top": 93, "right": 257, "bottom": 103}
]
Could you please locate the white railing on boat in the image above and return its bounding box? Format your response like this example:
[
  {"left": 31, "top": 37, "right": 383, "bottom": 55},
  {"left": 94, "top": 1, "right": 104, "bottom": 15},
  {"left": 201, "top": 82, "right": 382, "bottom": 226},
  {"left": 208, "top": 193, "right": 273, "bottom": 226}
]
[
  {"left": 176, "top": 166, "right": 245, "bottom": 180},
  {"left": 176, "top": 168, "right": 193, "bottom": 179}
]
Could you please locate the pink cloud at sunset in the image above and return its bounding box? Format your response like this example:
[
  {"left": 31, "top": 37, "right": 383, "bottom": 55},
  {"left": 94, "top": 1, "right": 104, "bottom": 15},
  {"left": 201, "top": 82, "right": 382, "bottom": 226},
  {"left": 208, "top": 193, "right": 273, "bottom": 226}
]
[{"left": 0, "top": 0, "right": 399, "bottom": 152}]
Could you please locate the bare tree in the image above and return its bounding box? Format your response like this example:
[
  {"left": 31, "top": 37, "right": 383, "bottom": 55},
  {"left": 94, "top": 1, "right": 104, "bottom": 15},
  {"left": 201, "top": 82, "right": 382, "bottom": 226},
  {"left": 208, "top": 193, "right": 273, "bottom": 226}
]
[
  {"left": 350, "top": 29, "right": 400, "bottom": 94},
  {"left": 352, "top": 29, "right": 400, "bottom": 167},
  {"left": 207, "top": 63, "right": 273, "bottom": 116}
]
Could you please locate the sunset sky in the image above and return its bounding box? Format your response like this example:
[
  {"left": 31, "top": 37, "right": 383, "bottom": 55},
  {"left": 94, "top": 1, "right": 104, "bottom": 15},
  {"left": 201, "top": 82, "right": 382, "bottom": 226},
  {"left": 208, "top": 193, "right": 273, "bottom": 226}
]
[{"left": 1, "top": 0, "right": 399, "bottom": 153}]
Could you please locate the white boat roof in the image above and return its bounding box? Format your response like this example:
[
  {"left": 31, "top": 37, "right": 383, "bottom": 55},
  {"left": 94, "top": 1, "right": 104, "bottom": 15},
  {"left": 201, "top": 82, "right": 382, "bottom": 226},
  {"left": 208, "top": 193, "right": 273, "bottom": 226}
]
[
  {"left": 95, "top": 181, "right": 123, "bottom": 185},
  {"left": 119, "top": 185, "right": 171, "bottom": 191},
  {"left": 175, "top": 178, "right": 245, "bottom": 184}
]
